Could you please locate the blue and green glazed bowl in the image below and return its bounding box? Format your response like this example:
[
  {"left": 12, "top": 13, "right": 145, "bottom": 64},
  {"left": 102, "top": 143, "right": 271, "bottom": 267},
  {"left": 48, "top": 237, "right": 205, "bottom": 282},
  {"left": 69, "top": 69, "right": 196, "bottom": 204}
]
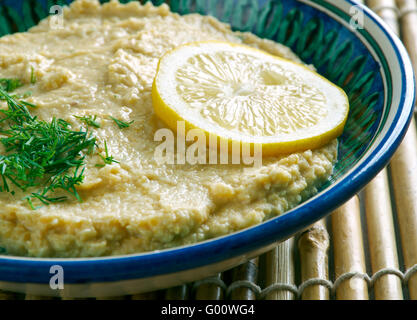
[{"left": 0, "top": 0, "right": 415, "bottom": 297}]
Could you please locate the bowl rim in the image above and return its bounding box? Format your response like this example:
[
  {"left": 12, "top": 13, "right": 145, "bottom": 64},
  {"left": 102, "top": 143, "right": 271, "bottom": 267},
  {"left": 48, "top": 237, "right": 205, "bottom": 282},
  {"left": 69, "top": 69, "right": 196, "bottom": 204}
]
[{"left": 0, "top": 0, "right": 415, "bottom": 284}]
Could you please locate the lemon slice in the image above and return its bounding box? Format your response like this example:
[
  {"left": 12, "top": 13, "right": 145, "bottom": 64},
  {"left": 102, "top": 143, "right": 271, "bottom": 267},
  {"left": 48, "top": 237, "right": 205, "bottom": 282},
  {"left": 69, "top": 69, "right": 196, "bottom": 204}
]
[{"left": 152, "top": 41, "right": 349, "bottom": 156}]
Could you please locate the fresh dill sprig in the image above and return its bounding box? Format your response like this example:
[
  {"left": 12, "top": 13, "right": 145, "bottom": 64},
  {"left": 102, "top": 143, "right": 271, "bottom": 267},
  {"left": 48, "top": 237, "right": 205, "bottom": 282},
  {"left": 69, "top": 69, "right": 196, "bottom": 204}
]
[
  {"left": 0, "top": 86, "right": 96, "bottom": 208},
  {"left": 0, "top": 78, "right": 31, "bottom": 100},
  {"left": 74, "top": 115, "right": 101, "bottom": 128},
  {"left": 109, "top": 116, "right": 134, "bottom": 129},
  {"left": 30, "top": 66, "right": 36, "bottom": 84},
  {"left": 95, "top": 140, "right": 119, "bottom": 168},
  {"left": 25, "top": 166, "right": 86, "bottom": 210},
  {"left": 0, "top": 78, "right": 23, "bottom": 92},
  {"left": 12, "top": 91, "right": 32, "bottom": 99}
]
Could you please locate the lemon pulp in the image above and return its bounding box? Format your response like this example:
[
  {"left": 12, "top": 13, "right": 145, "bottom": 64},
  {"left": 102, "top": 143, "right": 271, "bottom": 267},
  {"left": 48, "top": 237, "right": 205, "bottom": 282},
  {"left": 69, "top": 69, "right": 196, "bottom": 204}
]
[{"left": 152, "top": 41, "right": 349, "bottom": 156}]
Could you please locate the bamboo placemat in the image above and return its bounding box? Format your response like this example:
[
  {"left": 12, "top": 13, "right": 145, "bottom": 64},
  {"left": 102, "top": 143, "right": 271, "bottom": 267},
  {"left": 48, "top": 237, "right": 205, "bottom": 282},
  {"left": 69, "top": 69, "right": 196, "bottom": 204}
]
[{"left": 1, "top": 0, "right": 417, "bottom": 301}]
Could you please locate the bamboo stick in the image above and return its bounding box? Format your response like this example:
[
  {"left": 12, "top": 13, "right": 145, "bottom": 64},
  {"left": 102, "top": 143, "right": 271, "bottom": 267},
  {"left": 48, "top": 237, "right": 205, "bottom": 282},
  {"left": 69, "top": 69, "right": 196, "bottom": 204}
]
[
  {"left": 367, "top": 0, "right": 400, "bottom": 33},
  {"left": 165, "top": 285, "right": 189, "bottom": 300},
  {"left": 332, "top": 197, "right": 369, "bottom": 300},
  {"left": 264, "top": 239, "right": 296, "bottom": 300},
  {"left": 131, "top": 291, "right": 159, "bottom": 300},
  {"left": 364, "top": 171, "right": 403, "bottom": 299},
  {"left": 391, "top": 0, "right": 417, "bottom": 299},
  {"left": 298, "top": 220, "right": 330, "bottom": 300},
  {"left": 25, "top": 295, "right": 54, "bottom": 300},
  {"left": 230, "top": 259, "right": 259, "bottom": 300},
  {"left": 397, "top": 0, "right": 417, "bottom": 74},
  {"left": 0, "top": 291, "right": 18, "bottom": 300},
  {"left": 363, "top": 0, "right": 403, "bottom": 300},
  {"left": 390, "top": 118, "right": 417, "bottom": 299},
  {"left": 194, "top": 274, "right": 224, "bottom": 300},
  {"left": 95, "top": 295, "right": 126, "bottom": 300}
]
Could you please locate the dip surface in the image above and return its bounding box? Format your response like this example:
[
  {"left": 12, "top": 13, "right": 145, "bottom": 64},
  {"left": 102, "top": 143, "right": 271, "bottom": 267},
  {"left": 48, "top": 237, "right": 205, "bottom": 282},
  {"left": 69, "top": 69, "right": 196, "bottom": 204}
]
[{"left": 0, "top": 0, "right": 337, "bottom": 257}]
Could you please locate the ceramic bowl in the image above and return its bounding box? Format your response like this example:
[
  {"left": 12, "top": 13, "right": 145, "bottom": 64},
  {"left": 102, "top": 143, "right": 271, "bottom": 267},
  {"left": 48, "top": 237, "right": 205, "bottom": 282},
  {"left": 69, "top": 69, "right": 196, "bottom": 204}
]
[{"left": 0, "top": 0, "right": 414, "bottom": 297}]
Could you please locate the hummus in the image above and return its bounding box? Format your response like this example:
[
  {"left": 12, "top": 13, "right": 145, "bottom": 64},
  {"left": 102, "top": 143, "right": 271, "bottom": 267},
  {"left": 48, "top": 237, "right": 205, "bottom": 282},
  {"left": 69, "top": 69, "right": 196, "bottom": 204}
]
[{"left": 0, "top": 0, "right": 337, "bottom": 257}]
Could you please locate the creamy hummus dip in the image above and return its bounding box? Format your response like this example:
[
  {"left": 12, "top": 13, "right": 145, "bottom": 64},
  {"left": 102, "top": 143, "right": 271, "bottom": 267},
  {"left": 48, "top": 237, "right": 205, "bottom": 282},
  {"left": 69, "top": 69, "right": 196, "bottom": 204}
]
[{"left": 0, "top": 0, "right": 337, "bottom": 257}]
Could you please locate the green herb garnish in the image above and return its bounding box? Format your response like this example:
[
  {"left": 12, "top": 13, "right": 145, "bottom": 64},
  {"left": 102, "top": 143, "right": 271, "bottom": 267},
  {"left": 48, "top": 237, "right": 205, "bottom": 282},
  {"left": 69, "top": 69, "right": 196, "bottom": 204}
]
[
  {"left": 0, "top": 78, "right": 31, "bottom": 100},
  {"left": 0, "top": 78, "right": 23, "bottom": 92},
  {"left": 109, "top": 116, "right": 134, "bottom": 129},
  {"left": 14, "top": 91, "right": 32, "bottom": 99},
  {"left": 30, "top": 66, "right": 36, "bottom": 84},
  {"left": 74, "top": 115, "right": 101, "bottom": 128},
  {"left": 95, "top": 140, "right": 119, "bottom": 168},
  {"left": 0, "top": 87, "right": 96, "bottom": 208}
]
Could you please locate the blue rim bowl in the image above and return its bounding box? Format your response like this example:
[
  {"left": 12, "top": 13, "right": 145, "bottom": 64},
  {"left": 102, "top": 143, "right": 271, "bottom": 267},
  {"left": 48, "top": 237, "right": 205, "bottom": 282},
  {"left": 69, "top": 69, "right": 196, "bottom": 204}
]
[{"left": 0, "top": 0, "right": 415, "bottom": 297}]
